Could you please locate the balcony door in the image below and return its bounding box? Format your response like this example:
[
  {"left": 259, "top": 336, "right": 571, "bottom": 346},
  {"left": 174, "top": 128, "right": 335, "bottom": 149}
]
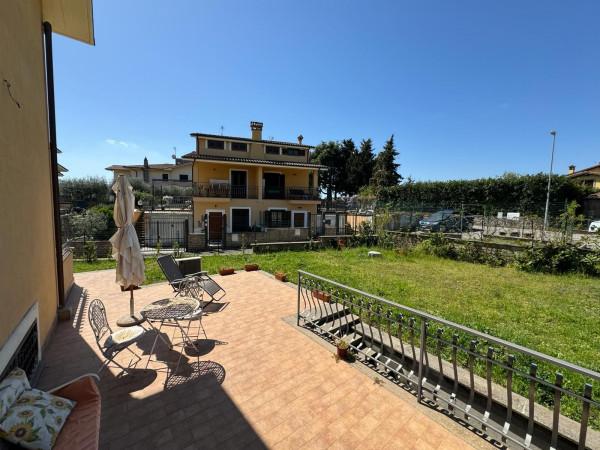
[
  {"left": 263, "top": 172, "right": 285, "bottom": 199},
  {"left": 230, "top": 170, "right": 247, "bottom": 199}
]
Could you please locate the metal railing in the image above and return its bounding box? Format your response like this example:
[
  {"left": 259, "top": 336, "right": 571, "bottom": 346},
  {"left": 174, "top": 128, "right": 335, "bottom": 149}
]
[
  {"left": 193, "top": 182, "right": 259, "bottom": 199},
  {"left": 263, "top": 186, "right": 319, "bottom": 200},
  {"left": 297, "top": 271, "right": 599, "bottom": 449}
]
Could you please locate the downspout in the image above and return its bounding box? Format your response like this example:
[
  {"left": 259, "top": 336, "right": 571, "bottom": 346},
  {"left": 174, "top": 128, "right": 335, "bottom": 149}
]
[{"left": 43, "top": 22, "right": 65, "bottom": 308}]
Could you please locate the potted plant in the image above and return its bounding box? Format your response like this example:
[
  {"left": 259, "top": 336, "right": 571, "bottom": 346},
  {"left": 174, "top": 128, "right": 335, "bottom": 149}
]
[
  {"left": 244, "top": 263, "right": 259, "bottom": 272},
  {"left": 312, "top": 290, "right": 331, "bottom": 302},
  {"left": 219, "top": 267, "right": 235, "bottom": 276},
  {"left": 274, "top": 271, "right": 287, "bottom": 282},
  {"left": 335, "top": 338, "right": 350, "bottom": 360}
]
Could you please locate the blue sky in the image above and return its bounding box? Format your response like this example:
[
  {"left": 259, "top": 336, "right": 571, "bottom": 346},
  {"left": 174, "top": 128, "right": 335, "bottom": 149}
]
[{"left": 54, "top": 0, "right": 600, "bottom": 181}]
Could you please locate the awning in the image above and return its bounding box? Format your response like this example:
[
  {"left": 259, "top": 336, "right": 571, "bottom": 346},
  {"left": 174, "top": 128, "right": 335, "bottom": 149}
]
[{"left": 42, "top": 0, "right": 95, "bottom": 45}]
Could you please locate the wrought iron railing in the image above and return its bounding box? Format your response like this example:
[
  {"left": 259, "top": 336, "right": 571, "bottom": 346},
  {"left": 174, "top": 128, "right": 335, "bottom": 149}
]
[
  {"left": 297, "top": 271, "right": 600, "bottom": 449},
  {"left": 193, "top": 182, "right": 259, "bottom": 199},
  {"left": 263, "top": 186, "right": 319, "bottom": 200}
]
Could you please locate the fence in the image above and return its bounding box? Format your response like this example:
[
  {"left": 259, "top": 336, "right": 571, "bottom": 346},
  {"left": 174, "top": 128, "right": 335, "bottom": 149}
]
[{"left": 297, "top": 271, "right": 599, "bottom": 449}]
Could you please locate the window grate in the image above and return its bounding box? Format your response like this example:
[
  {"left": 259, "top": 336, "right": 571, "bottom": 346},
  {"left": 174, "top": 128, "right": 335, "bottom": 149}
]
[{"left": 1, "top": 322, "right": 39, "bottom": 380}]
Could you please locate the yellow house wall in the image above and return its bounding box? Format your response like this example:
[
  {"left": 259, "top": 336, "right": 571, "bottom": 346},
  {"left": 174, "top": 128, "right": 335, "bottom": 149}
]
[
  {"left": 192, "top": 199, "right": 318, "bottom": 231},
  {"left": 0, "top": 0, "right": 59, "bottom": 348},
  {"left": 193, "top": 161, "right": 312, "bottom": 188},
  {"left": 195, "top": 137, "right": 311, "bottom": 164}
]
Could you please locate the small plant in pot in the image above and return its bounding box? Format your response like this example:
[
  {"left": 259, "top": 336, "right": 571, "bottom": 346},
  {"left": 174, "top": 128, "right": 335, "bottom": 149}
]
[
  {"left": 219, "top": 267, "right": 235, "bottom": 276},
  {"left": 244, "top": 263, "right": 259, "bottom": 271},
  {"left": 312, "top": 290, "right": 331, "bottom": 302},
  {"left": 335, "top": 337, "right": 350, "bottom": 360},
  {"left": 274, "top": 271, "right": 287, "bottom": 282}
]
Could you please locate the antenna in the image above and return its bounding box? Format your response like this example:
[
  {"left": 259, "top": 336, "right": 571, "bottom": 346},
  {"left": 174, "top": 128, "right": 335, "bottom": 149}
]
[
  {"left": 171, "top": 146, "right": 177, "bottom": 160},
  {"left": 220, "top": 125, "right": 224, "bottom": 136}
]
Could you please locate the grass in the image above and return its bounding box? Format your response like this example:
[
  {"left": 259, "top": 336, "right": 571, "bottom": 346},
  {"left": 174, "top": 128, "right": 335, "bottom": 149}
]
[
  {"left": 75, "top": 248, "right": 600, "bottom": 427},
  {"left": 74, "top": 248, "right": 600, "bottom": 372}
]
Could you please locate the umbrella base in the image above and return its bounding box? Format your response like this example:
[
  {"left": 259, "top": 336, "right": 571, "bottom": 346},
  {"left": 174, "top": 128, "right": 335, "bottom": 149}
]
[{"left": 116, "top": 313, "right": 145, "bottom": 327}]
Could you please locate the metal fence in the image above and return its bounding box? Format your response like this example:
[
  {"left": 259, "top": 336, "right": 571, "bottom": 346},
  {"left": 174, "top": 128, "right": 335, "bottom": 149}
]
[{"left": 297, "top": 271, "right": 599, "bottom": 449}]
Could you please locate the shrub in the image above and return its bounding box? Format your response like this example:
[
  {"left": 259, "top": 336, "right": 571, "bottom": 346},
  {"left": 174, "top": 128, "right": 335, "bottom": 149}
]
[
  {"left": 515, "top": 242, "right": 600, "bottom": 276},
  {"left": 83, "top": 241, "right": 97, "bottom": 263},
  {"left": 419, "top": 233, "right": 457, "bottom": 259}
]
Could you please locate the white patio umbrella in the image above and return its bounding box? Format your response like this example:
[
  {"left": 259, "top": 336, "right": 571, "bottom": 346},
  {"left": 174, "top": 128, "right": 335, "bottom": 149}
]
[{"left": 109, "top": 175, "right": 145, "bottom": 326}]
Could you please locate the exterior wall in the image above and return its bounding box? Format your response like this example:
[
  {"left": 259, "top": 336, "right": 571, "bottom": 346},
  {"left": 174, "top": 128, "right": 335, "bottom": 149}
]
[
  {"left": 0, "top": 0, "right": 59, "bottom": 348},
  {"left": 192, "top": 198, "right": 317, "bottom": 231},
  {"left": 193, "top": 161, "right": 314, "bottom": 189},
  {"left": 572, "top": 175, "right": 600, "bottom": 190},
  {"left": 196, "top": 136, "right": 310, "bottom": 164}
]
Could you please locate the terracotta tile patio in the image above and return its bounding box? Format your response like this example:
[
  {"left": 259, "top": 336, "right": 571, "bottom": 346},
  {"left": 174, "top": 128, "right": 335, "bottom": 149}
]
[{"left": 37, "top": 270, "right": 493, "bottom": 449}]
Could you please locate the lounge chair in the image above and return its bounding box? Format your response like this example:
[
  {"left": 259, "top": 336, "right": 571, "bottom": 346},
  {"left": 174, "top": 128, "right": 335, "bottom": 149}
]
[{"left": 157, "top": 254, "right": 226, "bottom": 305}]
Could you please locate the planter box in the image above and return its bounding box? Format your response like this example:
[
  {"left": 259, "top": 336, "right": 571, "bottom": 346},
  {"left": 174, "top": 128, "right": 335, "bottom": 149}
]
[
  {"left": 274, "top": 272, "right": 287, "bottom": 282},
  {"left": 219, "top": 268, "right": 235, "bottom": 276},
  {"left": 312, "top": 290, "right": 331, "bottom": 302},
  {"left": 244, "top": 264, "right": 259, "bottom": 272}
]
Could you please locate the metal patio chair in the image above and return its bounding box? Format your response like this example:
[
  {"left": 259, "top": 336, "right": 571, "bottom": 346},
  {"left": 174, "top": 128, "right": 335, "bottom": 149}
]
[
  {"left": 88, "top": 298, "right": 145, "bottom": 374},
  {"left": 157, "top": 254, "right": 226, "bottom": 305}
]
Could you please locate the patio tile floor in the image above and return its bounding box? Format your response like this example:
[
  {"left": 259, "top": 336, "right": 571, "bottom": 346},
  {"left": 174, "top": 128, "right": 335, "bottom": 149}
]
[{"left": 37, "top": 270, "right": 492, "bottom": 449}]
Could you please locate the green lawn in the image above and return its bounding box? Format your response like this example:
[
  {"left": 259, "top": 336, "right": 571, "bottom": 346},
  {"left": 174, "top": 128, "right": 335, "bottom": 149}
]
[{"left": 74, "top": 248, "right": 600, "bottom": 372}]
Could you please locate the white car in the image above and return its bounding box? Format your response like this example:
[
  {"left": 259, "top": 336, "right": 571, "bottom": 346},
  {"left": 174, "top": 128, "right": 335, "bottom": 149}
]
[{"left": 589, "top": 221, "right": 600, "bottom": 232}]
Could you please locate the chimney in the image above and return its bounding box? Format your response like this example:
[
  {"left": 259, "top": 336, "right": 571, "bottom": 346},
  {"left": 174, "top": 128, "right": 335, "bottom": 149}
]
[
  {"left": 297, "top": 134, "right": 304, "bottom": 145},
  {"left": 568, "top": 164, "right": 575, "bottom": 175},
  {"left": 250, "top": 121, "right": 263, "bottom": 141}
]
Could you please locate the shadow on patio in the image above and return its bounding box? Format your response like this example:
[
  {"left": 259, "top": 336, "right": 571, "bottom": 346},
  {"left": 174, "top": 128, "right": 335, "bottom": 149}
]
[{"left": 36, "top": 270, "right": 484, "bottom": 449}]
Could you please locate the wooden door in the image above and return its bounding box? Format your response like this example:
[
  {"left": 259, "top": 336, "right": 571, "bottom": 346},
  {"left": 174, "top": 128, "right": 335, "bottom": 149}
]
[{"left": 208, "top": 212, "right": 223, "bottom": 242}]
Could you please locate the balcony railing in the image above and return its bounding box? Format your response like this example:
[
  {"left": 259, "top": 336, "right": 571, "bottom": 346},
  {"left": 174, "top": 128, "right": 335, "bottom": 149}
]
[
  {"left": 193, "top": 182, "right": 259, "bottom": 199},
  {"left": 193, "top": 183, "right": 319, "bottom": 201},
  {"left": 263, "top": 186, "right": 320, "bottom": 201},
  {"left": 297, "top": 271, "right": 600, "bottom": 449}
]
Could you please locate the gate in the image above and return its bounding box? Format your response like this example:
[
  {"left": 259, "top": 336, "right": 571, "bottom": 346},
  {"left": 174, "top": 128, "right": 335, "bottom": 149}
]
[{"left": 139, "top": 213, "right": 190, "bottom": 250}]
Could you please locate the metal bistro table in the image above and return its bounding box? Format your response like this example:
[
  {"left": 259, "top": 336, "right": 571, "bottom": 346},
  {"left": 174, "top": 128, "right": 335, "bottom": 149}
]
[{"left": 140, "top": 297, "right": 200, "bottom": 373}]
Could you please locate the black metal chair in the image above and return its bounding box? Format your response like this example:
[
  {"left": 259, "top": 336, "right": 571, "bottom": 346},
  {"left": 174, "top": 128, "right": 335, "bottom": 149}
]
[{"left": 157, "top": 254, "right": 226, "bottom": 305}]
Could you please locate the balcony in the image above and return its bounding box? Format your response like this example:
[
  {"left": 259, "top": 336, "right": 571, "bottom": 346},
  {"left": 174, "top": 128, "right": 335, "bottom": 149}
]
[
  {"left": 193, "top": 182, "right": 259, "bottom": 199},
  {"left": 193, "top": 183, "right": 320, "bottom": 201},
  {"left": 263, "top": 186, "right": 320, "bottom": 201}
]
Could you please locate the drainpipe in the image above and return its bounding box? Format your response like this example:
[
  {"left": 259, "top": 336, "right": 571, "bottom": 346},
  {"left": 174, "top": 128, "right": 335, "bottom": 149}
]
[{"left": 43, "top": 22, "right": 65, "bottom": 308}]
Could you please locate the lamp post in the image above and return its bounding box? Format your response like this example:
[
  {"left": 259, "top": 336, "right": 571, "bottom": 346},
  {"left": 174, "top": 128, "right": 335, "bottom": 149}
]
[{"left": 543, "top": 130, "right": 557, "bottom": 231}]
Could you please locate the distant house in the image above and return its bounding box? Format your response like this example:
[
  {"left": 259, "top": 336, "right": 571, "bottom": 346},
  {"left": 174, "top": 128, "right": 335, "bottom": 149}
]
[
  {"left": 181, "top": 121, "right": 326, "bottom": 248},
  {"left": 568, "top": 163, "right": 600, "bottom": 190},
  {"left": 106, "top": 158, "right": 193, "bottom": 183}
]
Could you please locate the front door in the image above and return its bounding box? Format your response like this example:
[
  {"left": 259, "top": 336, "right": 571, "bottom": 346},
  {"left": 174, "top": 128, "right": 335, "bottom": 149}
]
[
  {"left": 208, "top": 212, "right": 223, "bottom": 242},
  {"left": 230, "top": 170, "right": 247, "bottom": 198}
]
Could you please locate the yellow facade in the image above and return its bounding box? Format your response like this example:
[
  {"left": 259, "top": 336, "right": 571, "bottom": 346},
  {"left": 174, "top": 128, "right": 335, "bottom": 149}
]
[
  {"left": 1, "top": 0, "right": 58, "bottom": 348},
  {"left": 1, "top": 0, "right": 94, "bottom": 363}
]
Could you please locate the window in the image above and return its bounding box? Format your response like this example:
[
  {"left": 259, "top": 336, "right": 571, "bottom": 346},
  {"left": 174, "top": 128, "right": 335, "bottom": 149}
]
[
  {"left": 265, "top": 209, "right": 291, "bottom": 228},
  {"left": 293, "top": 211, "right": 306, "bottom": 228},
  {"left": 162, "top": 173, "right": 169, "bottom": 180},
  {"left": 179, "top": 174, "right": 189, "bottom": 181},
  {"left": 266, "top": 145, "right": 280, "bottom": 155},
  {"left": 282, "top": 147, "right": 306, "bottom": 157},
  {"left": 207, "top": 139, "right": 225, "bottom": 150},
  {"left": 231, "top": 142, "right": 248, "bottom": 152},
  {"left": 231, "top": 208, "right": 250, "bottom": 232}
]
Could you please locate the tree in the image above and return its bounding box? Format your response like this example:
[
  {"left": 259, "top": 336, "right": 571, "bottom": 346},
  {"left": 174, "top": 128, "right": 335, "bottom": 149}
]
[
  {"left": 371, "top": 135, "right": 401, "bottom": 188},
  {"left": 312, "top": 141, "right": 343, "bottom": 203},
  {"left": 338, "top": 139, "right": 358, "bottom": 195},
  {"left": 349, "top": 138, "right": 375, "bottom": 192}
]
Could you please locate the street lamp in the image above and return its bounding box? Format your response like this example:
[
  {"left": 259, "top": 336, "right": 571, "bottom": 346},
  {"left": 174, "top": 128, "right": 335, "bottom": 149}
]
[{"left": 543, "top": 130, "right": 557, "bottom": 230}]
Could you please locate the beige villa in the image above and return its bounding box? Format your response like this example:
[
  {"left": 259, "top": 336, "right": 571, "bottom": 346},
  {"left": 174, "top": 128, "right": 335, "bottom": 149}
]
[
  {"left": 568, "top": 163, "right": 600, "bottom": 190},
  {"left": 182, "top": 122, "right": 326, "bottom": 247}
]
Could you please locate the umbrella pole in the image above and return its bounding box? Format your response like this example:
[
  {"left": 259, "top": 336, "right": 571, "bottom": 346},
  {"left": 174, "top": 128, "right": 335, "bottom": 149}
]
[{"left": 130, "top": 289, "right": 135, "bottom": 317}]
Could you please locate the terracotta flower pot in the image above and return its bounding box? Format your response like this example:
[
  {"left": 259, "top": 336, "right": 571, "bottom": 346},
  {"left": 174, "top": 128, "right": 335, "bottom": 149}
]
[
  {"left": 312, "top": 290, "right": 331, "bottom": 302},
  {"left": 244, "top": 264, "right": 259, "bottom": 272},
  {"left": 219, "top": 268, "right": 235, "bottom": 276},
  {"left": 337, "top": 347, "right": 348, "bottom": 359},
  {"left": 275, "top": 272, "right": 287, "bottom": 282}
]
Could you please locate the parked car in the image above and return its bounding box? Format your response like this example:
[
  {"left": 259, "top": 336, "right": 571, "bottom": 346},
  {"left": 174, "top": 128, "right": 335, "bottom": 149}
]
[
  {"left": 418, "top": 209, "right": 472, "bottom": 232},
  {"left": 588, "top": 220, "right": 600, "bottom": 232}
]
